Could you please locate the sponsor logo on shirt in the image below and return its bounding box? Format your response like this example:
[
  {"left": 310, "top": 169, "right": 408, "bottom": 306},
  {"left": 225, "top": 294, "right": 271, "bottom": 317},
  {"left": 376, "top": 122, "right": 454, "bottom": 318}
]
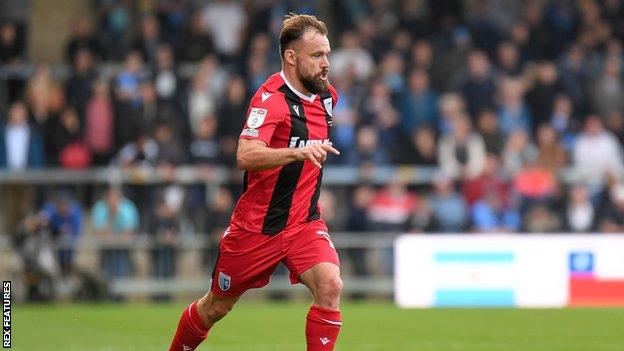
[{"left": 289, "top": 137, "right": 331, "bottom": 149}]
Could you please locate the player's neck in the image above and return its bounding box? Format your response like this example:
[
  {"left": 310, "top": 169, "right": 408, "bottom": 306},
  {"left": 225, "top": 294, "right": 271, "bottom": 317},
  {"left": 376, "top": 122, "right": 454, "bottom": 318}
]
[{"left": 281, "top": 69, "right": 315, "bottom": 99}]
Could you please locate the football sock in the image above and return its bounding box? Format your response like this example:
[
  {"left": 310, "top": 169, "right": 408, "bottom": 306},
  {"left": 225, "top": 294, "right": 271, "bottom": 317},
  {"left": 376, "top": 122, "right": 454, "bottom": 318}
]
[
  {"left": 306, "top": 305, "right": 342, "bottom": 350},
  {"left": 168, "top": 300, "right": 211, "bottom": 351}
]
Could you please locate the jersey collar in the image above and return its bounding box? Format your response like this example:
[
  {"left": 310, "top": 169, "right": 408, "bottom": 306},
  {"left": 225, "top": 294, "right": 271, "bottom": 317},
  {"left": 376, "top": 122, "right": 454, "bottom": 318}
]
[{"left": 280, "top": 71, "right": 317, "bottom": 103}]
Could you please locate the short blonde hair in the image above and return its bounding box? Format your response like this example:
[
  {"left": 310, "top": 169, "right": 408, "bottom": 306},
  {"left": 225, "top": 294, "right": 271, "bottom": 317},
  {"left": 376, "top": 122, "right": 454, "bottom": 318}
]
[{"left": 279, "top": 13, "right": 328, "bottom": 57}]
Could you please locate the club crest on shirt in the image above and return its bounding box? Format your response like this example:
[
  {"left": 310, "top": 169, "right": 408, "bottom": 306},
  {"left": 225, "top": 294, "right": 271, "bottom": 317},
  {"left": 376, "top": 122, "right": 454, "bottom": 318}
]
[
  {"left": 247, "top": 108, "right": 267, "bottom": 128},
  {"left": 323, "top": 97, "right": 333, "bottom": 117},
  {"left": 218, "top": 271, "right": 231, "bottom": 291}
]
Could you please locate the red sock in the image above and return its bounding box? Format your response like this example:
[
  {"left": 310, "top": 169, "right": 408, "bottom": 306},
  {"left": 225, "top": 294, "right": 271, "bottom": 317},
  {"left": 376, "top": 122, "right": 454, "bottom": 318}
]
[
  {"left": 168, "top": 300, "right": 211, "bottom": 351},
  {"left": 306, "top": 305, "right": 342, "bottom": 351}
]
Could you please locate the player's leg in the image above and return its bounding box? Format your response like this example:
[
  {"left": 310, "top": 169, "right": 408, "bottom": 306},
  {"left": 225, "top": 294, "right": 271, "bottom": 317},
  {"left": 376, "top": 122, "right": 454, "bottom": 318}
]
[
  {"left": 300, "top": 262, "right": 343, "bottom": 351},
  {"left": 168, "top": 292, "right": 241, "bottom": 351},
  {"left": 168, "top": 223, "right": 283, "bottom": 350},
  {"left": 283, "top": 220, "right": 342, "bottom": 351}
]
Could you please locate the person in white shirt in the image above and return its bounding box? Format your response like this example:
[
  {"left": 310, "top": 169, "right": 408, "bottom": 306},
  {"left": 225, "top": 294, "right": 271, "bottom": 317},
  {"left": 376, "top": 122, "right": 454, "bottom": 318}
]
[{"left": 573, "top": 115, "right": 624, "bottom": 192}]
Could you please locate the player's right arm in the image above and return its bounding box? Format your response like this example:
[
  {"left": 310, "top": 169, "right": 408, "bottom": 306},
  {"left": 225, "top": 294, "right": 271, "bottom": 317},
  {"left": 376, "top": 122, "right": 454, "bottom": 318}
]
[{"left": 237, "top": 139, "right": 339, "bottom": 171}]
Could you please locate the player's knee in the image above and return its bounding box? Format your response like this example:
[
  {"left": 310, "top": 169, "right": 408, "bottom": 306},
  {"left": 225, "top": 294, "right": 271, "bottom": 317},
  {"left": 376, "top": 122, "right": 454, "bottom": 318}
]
[{"left": 315, "top": 276, "right": 343, "bottom": 302}]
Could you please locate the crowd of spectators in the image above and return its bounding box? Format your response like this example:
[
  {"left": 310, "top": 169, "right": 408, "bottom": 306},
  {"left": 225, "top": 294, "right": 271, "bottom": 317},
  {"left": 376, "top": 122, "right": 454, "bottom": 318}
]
[{"left": 2, "top": 0, "right": 624, "bottom": 285}]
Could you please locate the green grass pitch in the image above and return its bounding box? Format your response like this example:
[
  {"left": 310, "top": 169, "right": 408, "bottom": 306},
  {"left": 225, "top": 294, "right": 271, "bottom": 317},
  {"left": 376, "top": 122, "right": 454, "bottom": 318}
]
[{"left": 12, "top": 302, "right": 624, "bottom": 350}]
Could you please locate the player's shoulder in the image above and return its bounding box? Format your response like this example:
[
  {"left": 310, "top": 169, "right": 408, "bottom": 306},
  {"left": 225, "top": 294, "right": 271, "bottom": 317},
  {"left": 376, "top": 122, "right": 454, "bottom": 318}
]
[
  {"left": 328, "top": 83, "right": 338, "bottom": 101},
  {"left": 249, "top": 72, "right": 287, "bottom": 107}
]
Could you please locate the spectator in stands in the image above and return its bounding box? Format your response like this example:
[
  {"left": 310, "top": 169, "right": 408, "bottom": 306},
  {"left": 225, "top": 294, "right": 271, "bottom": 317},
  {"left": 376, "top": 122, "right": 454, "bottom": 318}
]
[
  {"left": 330, "top": 30, "right": 375, "bottom": 83},
  {"left": 85, "top": 80, "right": 114, "bottom": 165},
  {"left": 154, "top": 121, "right": 186, "bottom": 166},
  {"left": 200, "top": 0, "right": 247, "bottom": 63},
  {"left": 0, "top": 101, "right": 44, "bottom": 169},
  {"left": 368, "top": 178, "right": 417, "bottom": 274},
  {"left": 398, "top": 68, "right": 438, "bottom": 135},
  {"left": 462, "top": 154, "right": 509, "bottom": 207},
  {"left": 564, "top": 184, "right": 596, "bottom": 232},
  {"left": 523, "top": 204, "right": 562, "bottom": 233},
  {"left": 471, "top": 191, "right": 520, "bottom": 232},
  {"left": 189, "top": 117, "right": 220, "bottom": 165},
  {"left": 344, "top": 185, "right": 374, "bottom": 282},
  {"left": 345, "top": 125, "right": 390, "bottom": 166},
  {"left": 375, "top": 106, "right": 404, "bottom": 160},
  {"left": 527, "top": 61, "right": 562, "bottom": 130},
  {"left": 497, "top": 77, "right": 531, "bottom": 135},
  {"left": 549, "top": 94, "right": 578, "bottom": 151},
  {"left": 133, "top": 14, "right": 165, "bottom": 65},
  {"left": 65, "top": 48, "right": 96, "bottom": 122},
  {"left": 149, "top": 196, "right": 179, "bottom": 285},
  {"left": 26, "top": 64, "right": 65, "bottom": 128},
  {"left": 605, "top": 111, "right": 624, "bottom": 145},
  {"left": 246, "top": 34, "right": 274, "bottom": 93},
  {"left": 437, "top": 93, "right": 466, "bottom": 135},
  {"left": 496, "top": 41, "right": 523, "bottom": 77},
  {"left": 0, "top": 102, "right": 44, "bottom": 236},
  {"left": 153, "top": 44, "right": 180, "bottom": 109},
  {"left": 216, "top": 75, "right": 247, "bottom": 141},
  {"left": 378, "top": 51, "right": 406, "bottom": 94},
  {"left": 398, "top": 126, "right": 438, "bottom": 165},
  {"left": 40, "top": 192, "right": 84, "bottom": 275},
  {"left": 428, "top": 174, "right": 468, "bottom": 232},
  {"left": 114, "top": 132, "right": 159, "bottom": 168},
  {"left": 367, "top": 179, "right": 417, "bottom": 233},
  {"left": 438, "top": 114, "right": 486, "bottom": 179},
  {"left": 557, "top": 45, "right": 589, "bottom": 115},
  {"left": 535, "top": 124, "right": 566, "bottom": 173},
  {"left": 0, "top": 21, "right": 23, "bottom": 64},
  {"left": 187, "top": 56, "right": 226, "bottom": 135},
  {"left": 513, "top": 161, "right": 559, "bottom": 215},
  {"left": 573, "top": 116, "right": 624, "bottom": 191},
  {"left": 598, "top": 182, "right": 624, "bottom": 233},
  {"left": 92, "top": 187, "right": 139, "bottom": 280},
  {"left": 51, "top": 106, "right": 91, "bottom": 169},
  {"left": 182, "top": 11, "right": 214, "bottom": 62},
  {"left": 590, "top": 56, "right": 624, "bottom": 118},
  {"left": 502, "top": 129, "right": 538, "bottom": 175},
  {"left": 65, "top": 17, "right": 102, "bottom": 63},
  {"left": 460, "top": 50, "right": 496, "bottom": 119},
  {"left": 476, "top": 108, "right": 505, "bottom": 155}
]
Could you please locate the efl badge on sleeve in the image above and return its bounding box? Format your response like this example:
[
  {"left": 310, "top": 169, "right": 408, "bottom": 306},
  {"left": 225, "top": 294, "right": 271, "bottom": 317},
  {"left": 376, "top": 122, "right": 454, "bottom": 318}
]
[
  {"left": 247, "top": 108, "right": 267, "bottom": 128},
  {"left": 218, "top": 271, "right": 231, "bottom": 291}
]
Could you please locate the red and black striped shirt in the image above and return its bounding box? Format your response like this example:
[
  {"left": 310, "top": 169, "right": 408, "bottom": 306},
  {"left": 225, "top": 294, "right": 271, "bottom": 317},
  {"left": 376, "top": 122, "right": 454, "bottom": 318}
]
[{"left": 232, "top": 71, "right": 337, "bottom": 235}]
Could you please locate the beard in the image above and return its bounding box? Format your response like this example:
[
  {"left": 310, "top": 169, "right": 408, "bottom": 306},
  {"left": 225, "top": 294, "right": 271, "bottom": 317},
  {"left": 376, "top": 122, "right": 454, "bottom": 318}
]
[{"left": 297, "top": 65, "right": 329, "bottom": 94}]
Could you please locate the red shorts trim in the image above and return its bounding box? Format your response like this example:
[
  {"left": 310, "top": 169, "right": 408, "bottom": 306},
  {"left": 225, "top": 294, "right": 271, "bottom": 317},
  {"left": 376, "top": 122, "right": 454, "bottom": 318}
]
[{"left": 210, "top": 219, "right": 340, "bottom": 296}]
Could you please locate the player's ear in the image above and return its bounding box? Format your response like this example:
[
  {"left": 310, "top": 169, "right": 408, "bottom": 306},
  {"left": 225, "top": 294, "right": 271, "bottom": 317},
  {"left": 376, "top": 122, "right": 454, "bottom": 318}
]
[{"left": 284, "top": 49, "right": 297, "bottom": 67}]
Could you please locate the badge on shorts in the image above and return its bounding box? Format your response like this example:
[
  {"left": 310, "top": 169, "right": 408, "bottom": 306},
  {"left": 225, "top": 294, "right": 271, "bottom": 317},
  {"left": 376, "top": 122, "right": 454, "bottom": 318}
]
[
  {"left": 247, "top": 108, "right": 267, "bottom": 128},
  {"left": 218, "top": 271, "right": 231, "bottom": 291}
]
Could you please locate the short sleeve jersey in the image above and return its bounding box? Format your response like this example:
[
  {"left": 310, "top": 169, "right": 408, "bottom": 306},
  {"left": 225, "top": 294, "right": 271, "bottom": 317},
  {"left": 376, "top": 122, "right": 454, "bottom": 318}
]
[{"left": 232, "top": 71, "right": 338, "bottom": 235}]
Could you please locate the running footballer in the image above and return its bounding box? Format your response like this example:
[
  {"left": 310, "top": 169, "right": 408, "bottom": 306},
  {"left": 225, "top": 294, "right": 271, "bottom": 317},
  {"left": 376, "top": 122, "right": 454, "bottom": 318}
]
[{"left": 168, "top": 14, "right": 343, "bottom": 351}]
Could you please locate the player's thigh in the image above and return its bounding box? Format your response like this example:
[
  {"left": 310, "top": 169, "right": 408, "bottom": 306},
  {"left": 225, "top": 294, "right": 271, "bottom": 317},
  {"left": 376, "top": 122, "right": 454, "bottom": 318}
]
[
  {"left": 210, "top": 225, "right": 284, "bottom": 296},
  {"left": 283, "top": 220, "right": 340, "bottom": 285}
]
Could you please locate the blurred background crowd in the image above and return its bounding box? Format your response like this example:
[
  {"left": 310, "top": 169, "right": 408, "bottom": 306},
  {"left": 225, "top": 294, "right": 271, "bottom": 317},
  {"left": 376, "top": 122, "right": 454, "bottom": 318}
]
[{"left": 1, "top": 0, "right": 624, "bottom": 300}]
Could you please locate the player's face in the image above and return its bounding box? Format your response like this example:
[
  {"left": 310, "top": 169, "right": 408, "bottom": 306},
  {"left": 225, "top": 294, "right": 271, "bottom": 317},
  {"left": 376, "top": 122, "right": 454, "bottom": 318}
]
[{"left": 294, "top": 30, "right": 331, "bottom": 94}]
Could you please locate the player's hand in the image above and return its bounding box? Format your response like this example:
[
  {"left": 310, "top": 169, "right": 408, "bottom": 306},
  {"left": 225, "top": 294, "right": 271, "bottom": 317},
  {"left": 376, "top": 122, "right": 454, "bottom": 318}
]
[{"left": 295, "top": 143, "right": 340, "bottom": 168}]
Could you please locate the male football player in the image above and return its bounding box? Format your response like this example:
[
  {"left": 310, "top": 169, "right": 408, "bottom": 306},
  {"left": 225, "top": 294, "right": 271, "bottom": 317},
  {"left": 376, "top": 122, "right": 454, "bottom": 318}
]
[{"left": 168, "top": 13, "right": 342, "bottom": 351}]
